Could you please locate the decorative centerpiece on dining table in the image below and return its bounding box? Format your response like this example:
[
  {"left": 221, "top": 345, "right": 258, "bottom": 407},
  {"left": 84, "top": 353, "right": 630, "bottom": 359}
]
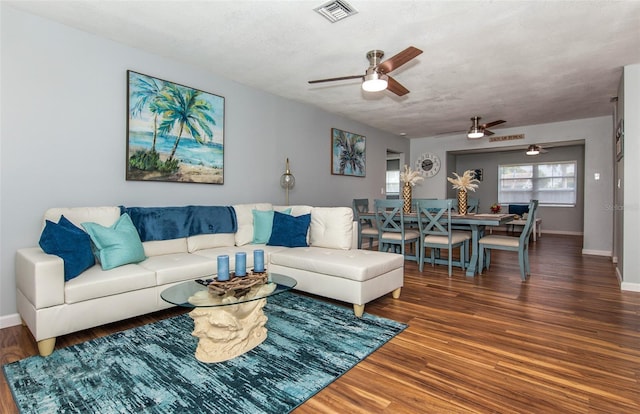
[
  {"left": 447, "top": 170, "right": 480, "bottom": 215},
  {"left": 400, "top": 164, "right": 424, "bottom": 213},
  {"left": 490, "top": 203, "right": 501, "bottom": 214}
]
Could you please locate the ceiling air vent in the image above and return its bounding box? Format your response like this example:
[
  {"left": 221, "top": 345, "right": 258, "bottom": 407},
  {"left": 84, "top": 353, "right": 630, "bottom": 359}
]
[{"left": 314, "top": 0, "right": 358, "bottom": 23}]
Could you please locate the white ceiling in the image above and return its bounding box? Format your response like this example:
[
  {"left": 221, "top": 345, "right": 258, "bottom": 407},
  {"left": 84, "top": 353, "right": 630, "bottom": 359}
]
[{"left": 8, "top": 0, "right": 640, "bottom": 138}]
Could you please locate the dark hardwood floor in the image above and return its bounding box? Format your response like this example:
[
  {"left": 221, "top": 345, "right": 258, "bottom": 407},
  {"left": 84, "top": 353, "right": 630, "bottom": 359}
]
[{"left": 2, "top": 234, "right": 639, "bottom": 413}]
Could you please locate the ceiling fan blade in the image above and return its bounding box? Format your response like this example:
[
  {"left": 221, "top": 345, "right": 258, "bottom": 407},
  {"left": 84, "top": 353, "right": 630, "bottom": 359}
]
[
  {"left": 483, "top": 129, "right": 495, "bottom": 136},
  {"left": 482, "top": 119, "right": 506, "bottom": 129},
  {"left": 386, "top": 76, "right": 410, "bottom": 96},
  {"left": 308, "top": 74, "right": 363, "bottom": 84},
  {"left": 376, "top": 46, "right": 423, "bottom": 74}
]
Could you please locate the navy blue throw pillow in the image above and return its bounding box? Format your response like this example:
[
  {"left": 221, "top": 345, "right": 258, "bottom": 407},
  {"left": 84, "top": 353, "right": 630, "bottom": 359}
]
[
  {"left": 267, "top": 212, "right": 311, "bottom": 248},
  {"left": 39, "top": 215, "right": 95, "bottom": 281}
]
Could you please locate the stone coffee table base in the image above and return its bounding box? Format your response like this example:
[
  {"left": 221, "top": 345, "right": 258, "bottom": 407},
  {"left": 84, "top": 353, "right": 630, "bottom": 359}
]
[{"left": 187, "top": 283, "right": 276, "bottom": 363}]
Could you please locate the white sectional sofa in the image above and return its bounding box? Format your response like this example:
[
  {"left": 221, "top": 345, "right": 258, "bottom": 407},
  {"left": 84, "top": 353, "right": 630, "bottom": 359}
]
[{"left": 16, "top": 203, "right": 404, "bottom": 356}]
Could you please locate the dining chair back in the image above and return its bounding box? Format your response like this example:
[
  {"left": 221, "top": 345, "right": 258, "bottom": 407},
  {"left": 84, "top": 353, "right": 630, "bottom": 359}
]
[
  {"left": 352, "top": 198, "right": 378, "bottom": 249},
  {"left": 468, "top": 198, "right": 479, "bottom": 213},
  {"left": 452, "top": 197, "right": 479, "bottom": 213},
  {"left": 416, "top": 199, "right": 471, "bottom": 276},
  {"left": 411, "top": 198, "right": 436, "bottom": 213},
  {"left": 478, "top": 199, "right": 539, "bottom": 280},
  {"left": 451, "top": 197, "right": 480, "bottom": 231},
  {"left": 374, "top": 199, "right": 420, "bottom": 263}
]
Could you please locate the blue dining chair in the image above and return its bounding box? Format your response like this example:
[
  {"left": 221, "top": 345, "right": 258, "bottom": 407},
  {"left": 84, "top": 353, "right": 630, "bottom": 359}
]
[
  {"left": 416, "top": 199, "right": 471, "bottom": 276},
  {"left": 478, "top": 200, "right": 539, "bottom": 280},
  {"left": 374, "top": 199, "right": 420, "bottom": 264},
  {"left": 352, "top": 198, "right": 378, "bottom": 249}
]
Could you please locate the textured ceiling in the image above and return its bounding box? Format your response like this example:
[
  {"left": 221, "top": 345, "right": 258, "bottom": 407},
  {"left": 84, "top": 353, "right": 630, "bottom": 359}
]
[{"left": 8, "top": 0, "right": 640, "bottom": 138}]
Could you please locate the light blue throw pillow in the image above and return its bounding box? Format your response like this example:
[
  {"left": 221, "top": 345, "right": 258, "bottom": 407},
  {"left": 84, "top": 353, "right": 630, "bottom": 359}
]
[
  {"left": 252, "top": 208, "right": 291, "bottom": 244},
  {"left": 82, "top": 213, "right": 146, "bottom": 270}
]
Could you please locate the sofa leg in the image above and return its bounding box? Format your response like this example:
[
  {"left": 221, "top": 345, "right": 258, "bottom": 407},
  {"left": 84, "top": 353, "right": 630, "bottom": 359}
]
[
  {"left": 37, "top": 337, "right": 56, "bottom": 357},
  {"left": 353, "top": 304, "right": 365, "bottom": 318},
  {"left": 392, "top": 287, "right": 402, "bottom": 299}
]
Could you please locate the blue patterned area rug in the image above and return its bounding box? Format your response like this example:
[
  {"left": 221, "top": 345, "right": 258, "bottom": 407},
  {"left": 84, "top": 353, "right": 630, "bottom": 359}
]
[{"left": 3, "top": 292, "right": 406, "bottom": 414}]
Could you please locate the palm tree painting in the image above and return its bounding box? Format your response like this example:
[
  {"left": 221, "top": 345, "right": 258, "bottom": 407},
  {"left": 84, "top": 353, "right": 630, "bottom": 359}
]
[
  {"left": 126, "top": 70, "right": 225, "bottom": 184},
  {"left": 331, "top": 128, "right": 366, "bottom": 177}
]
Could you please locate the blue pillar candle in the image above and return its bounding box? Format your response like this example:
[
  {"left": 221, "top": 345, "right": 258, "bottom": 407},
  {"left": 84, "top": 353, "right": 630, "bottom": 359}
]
[
  {"left": 254, "top": 249, "right": 265, "bottom": 273},
  {"left": 235, "top": 252, "right": 247, "bottom": 277},
  {"left": 217, "top": 255, "right": 230, "bottom": 281}
]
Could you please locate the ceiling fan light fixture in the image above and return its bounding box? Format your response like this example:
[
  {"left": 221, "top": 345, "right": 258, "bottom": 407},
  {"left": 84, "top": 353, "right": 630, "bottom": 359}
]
[
  {"left": 467, "top": 116, "right": 484, "bottom": 139},
  {"left": 362, "top": 72, "right": 388, "bottom": 92},
  {"left": 467, "top": 127, "right": 484, "bottom": 139},
  {"left": 526, "top": 145, "right": 540, "bottom": 156}
]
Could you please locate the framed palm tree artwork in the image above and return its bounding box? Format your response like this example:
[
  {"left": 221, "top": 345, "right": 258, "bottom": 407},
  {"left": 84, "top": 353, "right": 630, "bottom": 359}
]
[
  {"left": 126, "top": 70, "right": 225, "bottom": 184},
  {"left": 331, "top": 128, "right": 366, "bottom": 177}
]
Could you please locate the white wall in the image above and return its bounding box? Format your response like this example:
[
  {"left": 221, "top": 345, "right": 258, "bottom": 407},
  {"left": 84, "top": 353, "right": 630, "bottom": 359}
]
[
  {"left": 621, "top": 64, "right": 640, "bottom": 290},
  {"left": 409, "top": 117, "right": 613, "bottom": 255},
  {"left": 0, "top": 5, "right": 408, "bottom": 320}
]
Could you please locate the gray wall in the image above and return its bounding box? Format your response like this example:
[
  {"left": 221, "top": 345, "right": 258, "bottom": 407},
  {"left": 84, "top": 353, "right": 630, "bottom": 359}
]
[
  {"left": 410, "top": 116, "right": 613, "bottom": 256},
  {"left": 451, "top": 145, "right": 585, "bottom": 234},
  {"left": 0, "top": 5, "right": 408, "bottom": 320}
]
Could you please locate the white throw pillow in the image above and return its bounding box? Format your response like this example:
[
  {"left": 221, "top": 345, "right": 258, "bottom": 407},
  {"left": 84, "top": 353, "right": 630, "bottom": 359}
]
[
  {"left": 233, "top": 203, "right": 273, "bottom": 246},
  {"left": 309, "top": 207, "right": 353, "bottom": 250}
]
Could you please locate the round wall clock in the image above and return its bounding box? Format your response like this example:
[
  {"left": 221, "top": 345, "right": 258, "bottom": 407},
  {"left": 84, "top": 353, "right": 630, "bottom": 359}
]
[{"left": 416, "top": 152, "right": 441, "bottom": 177}]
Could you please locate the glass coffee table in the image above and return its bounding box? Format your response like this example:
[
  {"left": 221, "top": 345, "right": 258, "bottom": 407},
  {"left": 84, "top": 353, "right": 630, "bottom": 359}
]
[{"left": 161, "top": 273, "right": 296, "bottom": 363}]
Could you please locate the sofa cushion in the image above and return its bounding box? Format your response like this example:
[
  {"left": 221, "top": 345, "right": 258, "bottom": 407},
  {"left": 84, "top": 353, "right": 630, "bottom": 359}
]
[
  {"left": 233, "top": 203, "right": 273, "bottom": 246},
  {"left": 138, "top": 253, "right": 216, "bottom": 285},
  {"left": 38, "top": 216, "right": 95, "bottom": 281},
  {"left": 44, "top": 206, "right": 121, "bottom": 229},
  {"left": 270, "top": 248, "right": 404, "bottom": 282},
  {"left": 82, "top": 213, "right": 146, "bottom": 270},
  {"left": 274, "top": 205, "right": 313, "bottom": 216},
  {"left": 187, "top": 233, "right": 236, "bottom": 253},
  {"left": 309, "top": 207, "right": 353, "bottom": 250},
  {"left": 267, "top": 212, "right": 311, "bottom": 248},
  {"left": 64, "top": 263, "right": 156, "bottom": 304},
  {"left": 142, "top": 238, "right": 188, "bottom": 257}
]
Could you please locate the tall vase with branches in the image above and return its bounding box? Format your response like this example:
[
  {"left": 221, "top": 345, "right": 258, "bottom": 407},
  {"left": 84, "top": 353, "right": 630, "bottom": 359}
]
[
  {"left": 400, "top": 165, "right": 424, "bottom": 213},
  {"left": 447, "top": 170, "right": 480, "bottom": 215}
]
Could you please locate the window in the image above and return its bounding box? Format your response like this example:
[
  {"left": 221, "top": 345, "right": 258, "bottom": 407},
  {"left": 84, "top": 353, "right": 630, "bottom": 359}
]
[
  {"left": 498, "top": 161, "right": 577, "bottom": 206},
  {"left": 386, "top": 158, "right": 400, "bottom": 197}
]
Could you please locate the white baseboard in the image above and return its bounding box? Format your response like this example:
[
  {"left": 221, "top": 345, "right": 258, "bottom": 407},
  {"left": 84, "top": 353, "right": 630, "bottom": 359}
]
[
  {"left": 581, "top": 249, "right": 612, "bottom": 257},
  {"left": 616, "top": 266, "right": 623, "bottom": 285},
  {"left": 544, "top": 230, "right": 583, "bottom": 236},
  {"left": 0, "top": 312, "right": 22, "bottom": 329},
  {"left": 621, "top": 281, "right": 640, "bottom": 292}
]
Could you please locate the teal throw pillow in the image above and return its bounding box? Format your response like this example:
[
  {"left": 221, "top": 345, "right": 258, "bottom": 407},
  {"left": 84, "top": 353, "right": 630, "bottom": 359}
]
[
  {"left": 267, "top": 212, "right": 311, "bottom": 248},
  {"left": 252, "top": 208, "right": 291, "bottom": 244},
  {"left": 82, "top": 213, "right": 146, "bottom": 270},
  {"left": 39, "top": 215, "right": 95, "bottom": 281}
]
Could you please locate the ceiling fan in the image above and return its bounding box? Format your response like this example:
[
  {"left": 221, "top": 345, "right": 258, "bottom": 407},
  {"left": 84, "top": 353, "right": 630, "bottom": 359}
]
[
  {"left": 467, "top": 116, "right": 506, "bottom": 139},
  {"left": 526, "top": 144, "right": 548, "bottom": 155},
  {"left": 308, "top": 46, "right": 423, "bottom": 96}
]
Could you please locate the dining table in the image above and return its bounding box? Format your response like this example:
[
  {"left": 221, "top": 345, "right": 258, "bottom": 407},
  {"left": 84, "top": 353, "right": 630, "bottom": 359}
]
[{"left": 359, "top": 211, "right": 515, "bottom": 277}]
